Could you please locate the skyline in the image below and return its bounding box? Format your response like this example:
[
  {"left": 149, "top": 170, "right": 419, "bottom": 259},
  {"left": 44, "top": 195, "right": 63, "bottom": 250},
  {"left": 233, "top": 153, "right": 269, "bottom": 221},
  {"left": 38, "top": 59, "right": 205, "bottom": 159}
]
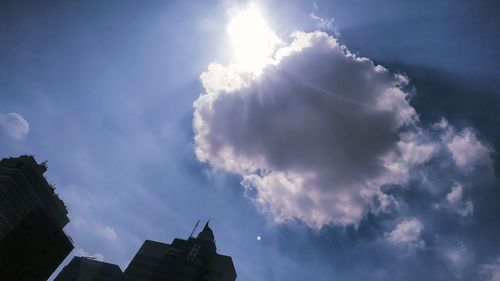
[{"left": 1, "top": 1, "right": 500, "bottom": 280}]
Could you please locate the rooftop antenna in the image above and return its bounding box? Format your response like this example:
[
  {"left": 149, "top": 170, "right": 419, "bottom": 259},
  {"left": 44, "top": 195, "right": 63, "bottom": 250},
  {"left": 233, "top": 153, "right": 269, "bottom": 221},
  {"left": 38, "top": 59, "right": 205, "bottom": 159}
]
[{"left": 189, "top": 219, "right": 200, "bottom": 238}]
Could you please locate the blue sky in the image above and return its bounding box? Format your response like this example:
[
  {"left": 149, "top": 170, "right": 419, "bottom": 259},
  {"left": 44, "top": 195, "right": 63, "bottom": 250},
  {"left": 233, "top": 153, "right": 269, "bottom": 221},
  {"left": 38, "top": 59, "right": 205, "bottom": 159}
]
[{"left": 1, "top": 1, "right": 500, "bottom": 280}]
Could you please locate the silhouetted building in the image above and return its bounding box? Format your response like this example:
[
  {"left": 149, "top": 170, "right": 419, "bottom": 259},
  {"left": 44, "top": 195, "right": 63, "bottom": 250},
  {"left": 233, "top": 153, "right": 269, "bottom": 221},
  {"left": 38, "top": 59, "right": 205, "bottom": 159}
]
[
  {"left": 0, "top": 155, "right": 73, "bottom": 281},
  {"left": 122, "top": 222, "right": 237, "bottom": 281},
  {"left": 54, "top": 256, "right": 123, "bottom": 281}
]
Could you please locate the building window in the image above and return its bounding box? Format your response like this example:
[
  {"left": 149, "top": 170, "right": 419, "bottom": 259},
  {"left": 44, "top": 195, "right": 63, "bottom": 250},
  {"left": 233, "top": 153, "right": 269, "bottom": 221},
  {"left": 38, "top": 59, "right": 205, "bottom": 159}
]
[{"left": 186, "top": 244, "right": 201, "bottom": 261}]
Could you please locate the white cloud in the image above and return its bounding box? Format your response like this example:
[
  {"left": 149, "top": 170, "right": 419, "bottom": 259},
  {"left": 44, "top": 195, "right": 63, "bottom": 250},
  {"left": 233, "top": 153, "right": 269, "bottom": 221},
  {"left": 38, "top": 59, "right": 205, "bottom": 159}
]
[
  {"left": 386, "top": 218, "right": 424, "bottom": 248},
  {"left": 482, "top": 257, "right": 500, "bottom": 281},
  {"left": 0, "top": 112, "right": 29, "bottom": 140},
  {"left": 398, "top": 140, "right": 437, "bottom": 165},
  {"left": 445, "top": 127, "right": 492, "bottom": 170},
  {"left": 195, "top": 31, "right": 421, "bottom": 227},
  {"left": 434, "top": 182, "right": 474, "bottom": 217},
  {"left": 446, "top": 183, "right": 464, "bottom": 204},
  {"left": 309, "top": 12, "right": 338, "bottom": 36},
  {"left": 101, "top": 225, "right": 118, "bottom": 241},
  {"left": 193, "top": 30, "right": 494, "bottom": 228},
  {"left": 445, "top": 246, "right": 467, "bottom": 268},
  {"left": 440, "top": 241, "right": 471, "bottom": 278},
  {"left": 73, "top": 248, "right": 104, "bottom": 261},
  {"left": 72, "top": 217, "right": 118, "bottom": 242}
]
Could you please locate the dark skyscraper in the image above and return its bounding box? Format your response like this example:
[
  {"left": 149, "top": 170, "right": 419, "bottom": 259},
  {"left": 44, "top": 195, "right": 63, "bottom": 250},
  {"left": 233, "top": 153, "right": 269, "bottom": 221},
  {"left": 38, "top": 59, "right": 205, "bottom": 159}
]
[
  {"left": 0, "top": 155, "right": 74, "bottom": 281},
  {"left": 122, "top": 222, "right": 237, "bottom": 281},
  {"left": 54, "top": 256, "right": 123, "bottom": 281}
]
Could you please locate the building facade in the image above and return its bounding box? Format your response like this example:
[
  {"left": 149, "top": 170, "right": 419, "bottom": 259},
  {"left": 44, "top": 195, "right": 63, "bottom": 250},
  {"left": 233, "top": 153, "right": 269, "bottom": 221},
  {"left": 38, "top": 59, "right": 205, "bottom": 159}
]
[
  {"left": 122, "top": 222, "right": 237, "bottom": 281},
  {"left": 0, "top": 155, "right": 74, "bottom": 280},
  {"left": 55, "top": 256, "right": 123, "bottom": 281}
]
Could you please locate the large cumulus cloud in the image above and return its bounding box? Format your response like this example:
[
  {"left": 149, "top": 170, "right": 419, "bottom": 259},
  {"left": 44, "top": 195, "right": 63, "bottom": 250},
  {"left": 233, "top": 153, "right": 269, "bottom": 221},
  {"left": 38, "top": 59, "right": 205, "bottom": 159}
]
[{"left": 193, "top": 31, "right": 493, "bottom": 228}]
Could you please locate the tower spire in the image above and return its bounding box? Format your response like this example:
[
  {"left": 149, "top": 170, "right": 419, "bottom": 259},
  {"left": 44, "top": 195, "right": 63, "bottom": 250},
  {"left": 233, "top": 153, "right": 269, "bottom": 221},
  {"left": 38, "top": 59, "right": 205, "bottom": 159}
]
[
  {"left": 189, "top": 219, "right": 200, "bottom": 238},
  {"left": 197, "top": 220, "right": 215, "bottom": 242}
]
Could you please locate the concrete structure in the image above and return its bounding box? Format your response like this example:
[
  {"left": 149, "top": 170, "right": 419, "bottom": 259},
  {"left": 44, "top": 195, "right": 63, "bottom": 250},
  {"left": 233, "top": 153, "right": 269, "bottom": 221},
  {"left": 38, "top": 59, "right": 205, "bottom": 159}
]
[
  {"left": 55, "top": 256, "right": 123, "bottom": 281},
  {"left": 122, "top": 222, "right": 237, "bottom": 281},
  {"left": 0, "top": 155, "right": 73, "bottom": 281}
]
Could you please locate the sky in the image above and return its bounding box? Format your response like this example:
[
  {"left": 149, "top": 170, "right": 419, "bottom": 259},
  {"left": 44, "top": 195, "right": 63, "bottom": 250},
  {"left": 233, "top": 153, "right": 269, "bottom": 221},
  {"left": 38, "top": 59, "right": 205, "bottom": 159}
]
[{"left": 1, "top": 0, "right": 500, "bottom": 280}]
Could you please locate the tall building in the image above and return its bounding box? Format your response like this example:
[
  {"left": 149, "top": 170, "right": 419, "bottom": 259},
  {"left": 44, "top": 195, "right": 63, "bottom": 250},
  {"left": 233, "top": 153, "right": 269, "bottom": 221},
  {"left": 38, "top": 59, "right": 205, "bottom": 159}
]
[
  {"left": 54, "top": 256, "right": 123, "bottom": 281},
  {"left": 0, "top": 155, "right": 74, "bottom": 281},
  {"left": 122, "top": 222, "right": 237, "bottom": 281}
]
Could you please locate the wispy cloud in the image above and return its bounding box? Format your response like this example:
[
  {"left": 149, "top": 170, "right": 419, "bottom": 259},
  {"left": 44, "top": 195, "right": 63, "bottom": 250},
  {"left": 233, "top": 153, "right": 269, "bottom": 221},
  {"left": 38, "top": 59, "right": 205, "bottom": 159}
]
[
  {"left": 0, "top": 112, "right": 29, "bottom": 140},
  {"left": 386, "top": 218, "right": 424, "bottom": 248},
  {"left": 71, "top": 217, "right": 118, "bottom": 242},
  {"left": 482, "top": 256, "right": 500, "bottom": 281}
]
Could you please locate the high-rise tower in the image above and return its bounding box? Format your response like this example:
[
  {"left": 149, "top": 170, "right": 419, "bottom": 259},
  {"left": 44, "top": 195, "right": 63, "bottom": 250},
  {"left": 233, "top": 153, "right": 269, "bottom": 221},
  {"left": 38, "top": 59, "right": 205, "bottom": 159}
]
[
  {"left": 0, "top": 155, "right": 74, "bottom": 280},
  {"left": 122, "top": 222, "right": 237, "bottom": 281},
  {"left": 54, "top": 256, "right": 123, "bottom": 281}
]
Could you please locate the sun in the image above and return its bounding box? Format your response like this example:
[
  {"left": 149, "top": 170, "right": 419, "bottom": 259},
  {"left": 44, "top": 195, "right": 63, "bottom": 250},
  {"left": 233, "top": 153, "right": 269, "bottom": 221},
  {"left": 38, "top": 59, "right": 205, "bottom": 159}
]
[{"left": 226, "top": 4, "right": 282, "bottom": 74}]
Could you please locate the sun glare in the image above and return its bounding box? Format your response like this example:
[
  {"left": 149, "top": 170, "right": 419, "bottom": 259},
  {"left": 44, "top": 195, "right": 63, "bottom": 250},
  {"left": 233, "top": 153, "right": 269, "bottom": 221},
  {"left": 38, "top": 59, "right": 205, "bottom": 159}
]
[{"left": 226, "top": 5, "right": 282, "bottom": 74}]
